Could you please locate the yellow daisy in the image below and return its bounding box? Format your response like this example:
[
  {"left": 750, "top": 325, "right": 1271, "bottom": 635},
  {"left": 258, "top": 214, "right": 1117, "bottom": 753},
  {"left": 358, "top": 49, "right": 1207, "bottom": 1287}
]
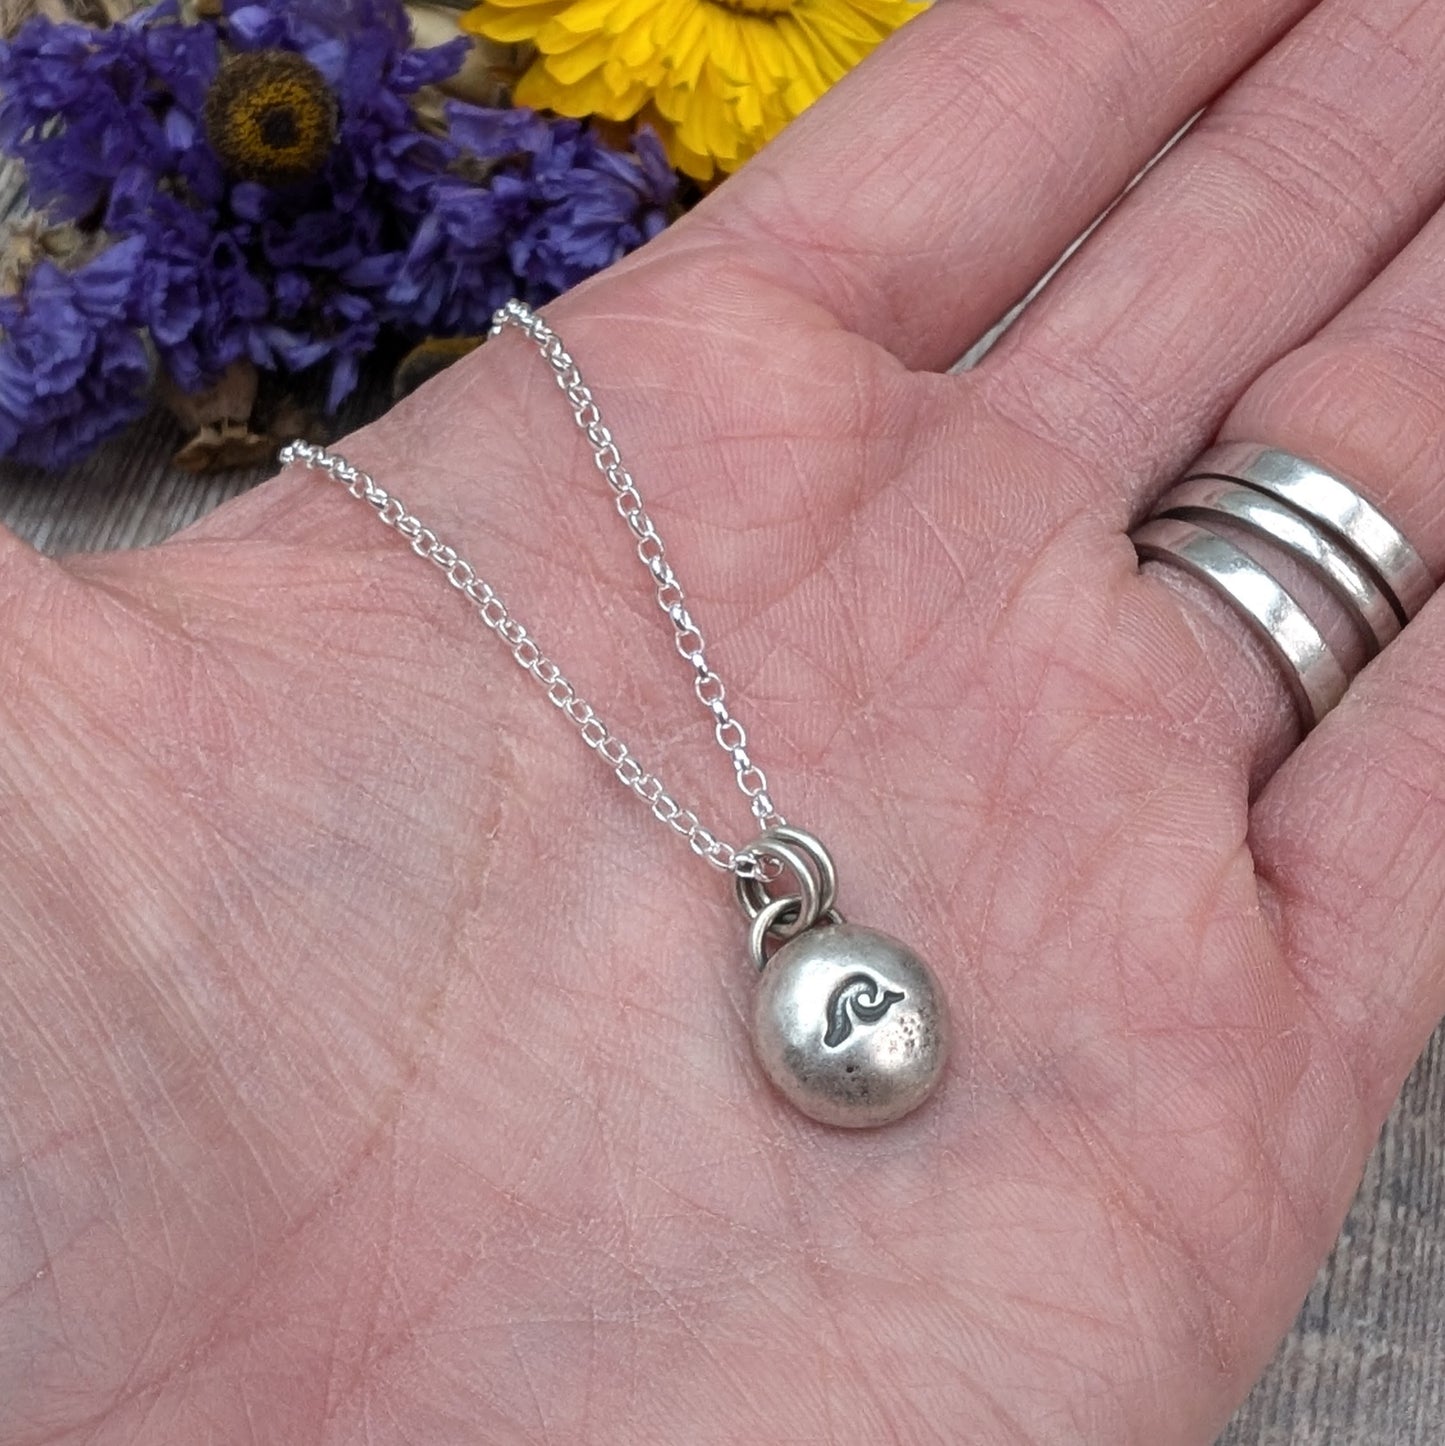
[{"left": 461, "top": 0, "right": 926, "bottom": 182}]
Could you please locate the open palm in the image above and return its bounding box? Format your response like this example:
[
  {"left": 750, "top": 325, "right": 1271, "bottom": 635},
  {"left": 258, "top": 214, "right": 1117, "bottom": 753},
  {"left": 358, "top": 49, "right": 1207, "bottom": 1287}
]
[{"left": 8, "top": 1, "right": 1445, "bottom": 1440}]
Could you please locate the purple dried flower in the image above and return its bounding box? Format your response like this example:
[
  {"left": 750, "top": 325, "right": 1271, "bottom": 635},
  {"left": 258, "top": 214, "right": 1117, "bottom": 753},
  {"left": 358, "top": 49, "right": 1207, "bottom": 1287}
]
[
  {"left": 0, "top": 237, "right": 150, "bottom": 469},
  {"left": 510, "top": 126, "right": 676, "bottom": 294},
  {"left": 385, "top": 177, "right": 513, "bottom": 335},
  {"left": 0, "top": 0, "right": 682, "bottom": 470},
  {"left": 246, "top": 218, "right": 401, "bottom": 410},
  {"left": 0, "top": 1, "right": 218, "bottom": 221},
  {"left": 390, "top": 107, "right": 676, "bottom": 334},
  {"left": 196, "top": 0, "right": 466, "bottom": 406},
  {"left": 223, "top": 0, "right": 468, "bottom": 117},
  {"left": 128, "top": 194, "right": 272, "bottom": 394}
]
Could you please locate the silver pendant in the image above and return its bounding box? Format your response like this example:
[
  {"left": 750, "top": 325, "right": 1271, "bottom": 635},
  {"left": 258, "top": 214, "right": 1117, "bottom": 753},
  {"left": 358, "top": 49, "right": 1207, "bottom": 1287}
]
[{"left": 737, "top": 828, "right": 950, "bottom": 1129}]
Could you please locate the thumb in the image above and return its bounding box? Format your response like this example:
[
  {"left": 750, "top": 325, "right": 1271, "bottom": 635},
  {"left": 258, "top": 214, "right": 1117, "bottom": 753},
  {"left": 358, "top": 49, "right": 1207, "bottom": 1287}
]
[
  {"left": 0, "top": 510, "right": 80, "bottom": 666},
  {"left": 0, "top": 510, "right": 52, "bottom": 577}
]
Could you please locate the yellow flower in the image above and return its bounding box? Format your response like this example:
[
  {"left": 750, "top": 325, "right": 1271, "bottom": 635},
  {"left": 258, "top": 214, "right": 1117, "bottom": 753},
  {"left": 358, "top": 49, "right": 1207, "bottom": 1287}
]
[{"left": 462, "top": 0, "right": 925, "bottom": 182}]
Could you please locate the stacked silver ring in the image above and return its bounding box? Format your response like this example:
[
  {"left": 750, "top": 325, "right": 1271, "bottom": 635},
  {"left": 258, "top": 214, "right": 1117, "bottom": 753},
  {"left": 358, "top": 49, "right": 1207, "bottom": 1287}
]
[{"left": 1133, "top": 443, "right": 1433, "bottom": 729}]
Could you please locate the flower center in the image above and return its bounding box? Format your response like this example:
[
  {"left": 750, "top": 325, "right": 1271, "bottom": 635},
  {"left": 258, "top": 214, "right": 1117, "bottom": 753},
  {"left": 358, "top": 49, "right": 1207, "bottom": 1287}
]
[
  {"left": 204, "top": 51, "right": 339, "bottom": 185},
  {"left": 709, "top": 0, "right": 800, "bottom": 14}
]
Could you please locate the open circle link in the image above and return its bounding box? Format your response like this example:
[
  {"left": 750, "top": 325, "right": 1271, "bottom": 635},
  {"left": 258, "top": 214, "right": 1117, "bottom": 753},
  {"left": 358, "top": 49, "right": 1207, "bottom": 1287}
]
[
  {"left": 734, "top": 826, "right": 841, "bottom": 948},
  {"left": 769, "top": 826, "right": 838, "bottom": 914},
  {"left": 734, "top": 838, "right": 822, "bottom": 941},
  {"left": 749, "top": 896, "right": 845, "bottom": 973}
]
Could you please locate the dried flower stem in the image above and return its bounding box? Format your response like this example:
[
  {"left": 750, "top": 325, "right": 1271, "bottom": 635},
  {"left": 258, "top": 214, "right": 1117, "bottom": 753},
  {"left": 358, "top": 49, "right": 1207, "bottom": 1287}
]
[{"left": 1, "top": 0, "right": 146, "bottom": 36}]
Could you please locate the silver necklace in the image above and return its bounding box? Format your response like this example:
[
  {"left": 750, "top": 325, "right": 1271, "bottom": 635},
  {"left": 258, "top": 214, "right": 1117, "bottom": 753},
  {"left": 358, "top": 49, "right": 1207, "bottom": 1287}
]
[{"left": 281, "top": 299, "right": 950, "bottom": 1129}]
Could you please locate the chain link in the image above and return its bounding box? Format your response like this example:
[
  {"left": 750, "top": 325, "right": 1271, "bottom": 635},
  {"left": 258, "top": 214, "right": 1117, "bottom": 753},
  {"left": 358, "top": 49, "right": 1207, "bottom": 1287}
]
[{"left": 281, "top": 300, "right": 784, "bottom": 878}]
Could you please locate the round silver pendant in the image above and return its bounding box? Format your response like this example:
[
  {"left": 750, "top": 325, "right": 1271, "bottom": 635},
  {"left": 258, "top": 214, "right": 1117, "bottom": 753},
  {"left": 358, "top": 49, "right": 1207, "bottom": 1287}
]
[{"left": 751, "top": 922, "right": 949, "bottom": 1129}]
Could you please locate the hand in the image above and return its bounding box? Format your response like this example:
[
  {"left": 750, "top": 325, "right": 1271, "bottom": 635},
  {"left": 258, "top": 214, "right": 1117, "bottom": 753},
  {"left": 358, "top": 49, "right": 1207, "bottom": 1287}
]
[{"left": 7, "top": 1, "right": 1445, "bottom": 1439}]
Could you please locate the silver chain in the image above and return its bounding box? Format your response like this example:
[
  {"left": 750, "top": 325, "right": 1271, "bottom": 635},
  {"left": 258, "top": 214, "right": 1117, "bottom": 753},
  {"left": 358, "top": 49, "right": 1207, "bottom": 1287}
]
[{"left": 280, "top": 299, "right": 783, "bottom": 879}]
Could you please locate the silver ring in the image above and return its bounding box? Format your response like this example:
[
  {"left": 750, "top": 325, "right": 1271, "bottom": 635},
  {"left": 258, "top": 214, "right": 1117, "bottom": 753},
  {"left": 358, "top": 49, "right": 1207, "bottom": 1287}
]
[
  {"left": 1133, "top": 518, "right": 1349, "bottom": 728},
  {"left": 748, "top": 896, "right": 844, "bottom": 973},
  {"left": 1184, "top": 443, "right": 1433, "bottom": 622},
  {"left": 734, "top": 837, "right": 823, "bottom": 941},
  {"left": 1155, "top": 477, "right": 1401, "bottom": 655},
  {"left": 759, "top": 825, "right": 838, "bottom": 918}
]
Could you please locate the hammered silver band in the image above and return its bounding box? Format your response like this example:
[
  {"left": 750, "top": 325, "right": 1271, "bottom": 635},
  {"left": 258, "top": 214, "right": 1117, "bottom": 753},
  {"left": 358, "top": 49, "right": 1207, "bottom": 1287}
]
[{"left": 1134, "top": 444, "right": 1434, "bottom": 730}]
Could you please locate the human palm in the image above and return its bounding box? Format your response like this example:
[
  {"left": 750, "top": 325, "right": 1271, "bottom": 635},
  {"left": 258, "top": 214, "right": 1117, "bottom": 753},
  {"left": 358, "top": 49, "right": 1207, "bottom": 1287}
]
[{"left": 9, "top": 0, "right": 1445, "bottom": 1440}]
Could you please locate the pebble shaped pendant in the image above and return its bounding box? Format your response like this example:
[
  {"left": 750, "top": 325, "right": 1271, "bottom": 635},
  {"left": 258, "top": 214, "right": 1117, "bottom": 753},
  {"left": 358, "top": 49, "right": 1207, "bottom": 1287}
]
[
  {"left": 752, "top": 922, "right": 950, "bottom": 1128},
  {"left": 738, "top": 827, "right": 950, "bottom": 1129}
]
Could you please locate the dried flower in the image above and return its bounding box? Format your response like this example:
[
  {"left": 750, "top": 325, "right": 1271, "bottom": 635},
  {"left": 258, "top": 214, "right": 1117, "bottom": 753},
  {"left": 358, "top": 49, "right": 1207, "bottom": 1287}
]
[
  {"left": 390, "top": 106, "right": 675, "bottom": 335},
  {"left": 224, "top": 0, "right": 467, "bottom": 112},
  {"left": 0, "top": 0, "right": 692, "bottom": 472},
  {"left": 202, "top": 0, "right": 471, "bottom": 407},
  {"left": 462, "top": 0, "right": 925, "bottom": 181},
  {"left": 0, "top": 235, "right": 151, "bottom": 469},
  {"left": 125, "top": 191, "right": 271, "bottom": 393},
  {"left": 204, "top": 49, "right": 338, "bottom": 184},
  {"left": 0, "top": 214, "right": 88, "bottom": 294},
  {"left": 0, "top": 1, "right": 218, "bottom": 218}
]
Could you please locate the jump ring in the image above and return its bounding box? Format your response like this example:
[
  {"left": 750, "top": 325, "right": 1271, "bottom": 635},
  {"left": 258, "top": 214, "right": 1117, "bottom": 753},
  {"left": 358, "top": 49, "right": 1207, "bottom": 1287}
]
[
  {"left": 734, "top": 837, "right": 823, "bottom": 939},
  {"left": 749, "top": 896, "right": 845, "bottom": 973},
  {"left": 761, "top": 825, "right": 838, "bottom": 918}
]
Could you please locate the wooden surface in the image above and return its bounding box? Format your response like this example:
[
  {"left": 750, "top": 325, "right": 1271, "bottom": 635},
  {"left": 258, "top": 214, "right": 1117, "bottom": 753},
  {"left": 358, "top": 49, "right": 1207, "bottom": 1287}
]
[{"left": 4, "top": 415, "right": 1445, "bottom": 1445}]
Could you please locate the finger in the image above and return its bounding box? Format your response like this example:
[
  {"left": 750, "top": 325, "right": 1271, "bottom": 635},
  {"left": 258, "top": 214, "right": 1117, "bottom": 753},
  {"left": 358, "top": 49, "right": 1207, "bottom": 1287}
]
[
  {"left": 1224, "top": 220, "right": 1445, "bottom": 582},
  {"left": 0, "top": 521, "right": 64, "bottom": 730},
  {"left": 1137, "top": 173, "right": 1445, "bottom": 781},
  {"left": 1247, "top": 601, "right": 1445, "bottom": 1130},
  {"left": 1148, "top": 192, "right": 1445, "bottom": 1088},
  {"left": 982, "top": 0, "right": 1445, "bottom": 514},
  {"left": 699, "top": 0, "right": 1318, "bottom": 371},
  {"left": 0, "top": 515, "right": 50, "bottom": 580}
]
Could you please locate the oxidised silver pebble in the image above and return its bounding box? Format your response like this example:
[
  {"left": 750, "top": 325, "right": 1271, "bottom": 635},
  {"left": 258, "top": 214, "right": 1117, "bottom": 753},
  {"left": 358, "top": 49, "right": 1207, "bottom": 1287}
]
[{"left": 751, "top": 922, "right": 949, "bottom": 1128}]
